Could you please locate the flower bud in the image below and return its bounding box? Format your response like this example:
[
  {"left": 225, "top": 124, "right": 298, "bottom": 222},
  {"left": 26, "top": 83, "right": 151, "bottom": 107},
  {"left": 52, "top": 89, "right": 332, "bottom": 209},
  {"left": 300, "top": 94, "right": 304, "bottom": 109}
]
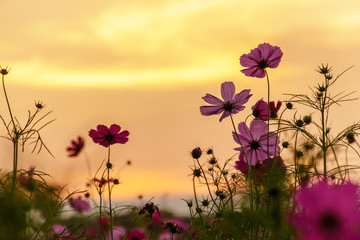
[{"left": 191, "top": 147, "right": 202, "bottom": 159}]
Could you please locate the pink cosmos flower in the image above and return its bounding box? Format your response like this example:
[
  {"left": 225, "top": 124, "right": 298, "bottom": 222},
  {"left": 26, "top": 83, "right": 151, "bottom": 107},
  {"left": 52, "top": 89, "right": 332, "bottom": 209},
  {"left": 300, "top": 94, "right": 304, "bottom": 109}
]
[
  {"left": 127, "top": 228, "right": 146, "bottom": 240},
  {"left": 89, "top": 124, "right": 129, "bottom": 148},
  {"left": 200, "top": 81, "right": 252, "bottom": 122},
  {"left": 240, "top": 43, "right": 283, "bottom": 78},
  {"left": 69, "top": 196, "right": 91, "bottom": 213},
  {"left": 66, "top": 136, "right": 85, "bottom": 157},
  {"left": 233, "top": 120, "right": 280, "bottom": 165},
  {"left": 235, "top": 157, "right": 285, "bottom": 184},
  {"left": 252, "top": 99, "right": 268, "bottom": 121},
  {"left": 269, "top": 101, "right": 282, "bottom": 119},
  {"left": 289, "top": 180, "right": 360, "bottom": 240}
]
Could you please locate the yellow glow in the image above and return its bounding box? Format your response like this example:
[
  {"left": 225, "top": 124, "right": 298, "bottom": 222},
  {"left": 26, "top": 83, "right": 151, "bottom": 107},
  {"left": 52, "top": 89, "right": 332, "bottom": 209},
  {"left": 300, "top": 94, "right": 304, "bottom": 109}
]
[{"left": 1, "top": 0, "right": 360, "bottom": 199}]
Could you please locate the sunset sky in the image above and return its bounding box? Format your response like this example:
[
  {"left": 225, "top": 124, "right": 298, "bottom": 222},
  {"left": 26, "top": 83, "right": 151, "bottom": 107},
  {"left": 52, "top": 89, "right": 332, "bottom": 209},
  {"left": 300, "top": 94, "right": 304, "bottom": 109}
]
[{"left": 1, "top": 0, "right": 360, "bottom": 202}]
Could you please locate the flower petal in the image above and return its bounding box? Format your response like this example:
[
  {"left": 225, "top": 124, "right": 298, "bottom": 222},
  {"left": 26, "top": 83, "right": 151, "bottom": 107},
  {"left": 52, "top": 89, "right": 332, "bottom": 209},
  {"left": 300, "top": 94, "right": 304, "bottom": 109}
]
[
  {"left": 202, "top": 94, "right": 223, "bottom": 105},
  {"left": 96, "top": 125, "right": 109, "bottom": 134},
  {"left": 221, "top": 82, "right": 235, "bottom": 102},
  {"left": 109, "top": 124, "right": 121, "bottom": 134},
  {"left": 200, "top": 105, "right": 223, "bottom": 116},
  {"left": 241, "top": 67, "right": 266, "bottom": 78},
  {"left": 249, "top": 120, "right": 267, "bottom": 141}
]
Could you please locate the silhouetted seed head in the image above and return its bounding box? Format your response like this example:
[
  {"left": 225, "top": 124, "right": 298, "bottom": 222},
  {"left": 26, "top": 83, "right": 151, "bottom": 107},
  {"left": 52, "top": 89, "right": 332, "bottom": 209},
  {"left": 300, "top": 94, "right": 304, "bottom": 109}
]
[
  {"left": 325, "top": 74, "right": 333, "bottom": 80},
  {"left": 85, "top": 192, "right": 90, "bottom": 198},
  {"left": 296, "top": 151, "right": 303, "bottom": 158},
  {"left": 35, "top": 101, "right": 45, "bottom": 109},
  {"left": 193, "top": 168, "right": 201, "bottom": 177},
  {"left": 113, "top": 179, "right": 120, "bottom": 185},
  {"left": 209, "top": 157, "right": 217, "bottom": 165},
  {"left": 346, "top": 131, "right": 356, "bottom": 144},
  {"left": 201, "top": 199, "right": 209, "bottom": 207},
  {"left": 106, "top": 162, "right": 113, "bottom": 169},
  {"left": 282, "top": 141, "right": 290, "bottom": 148},
  {"left": 296, "top": 120, "right": 304, "bottom": 127},
  {"left": 286, "top": 102, "right": 293, "bottom": 109},
  {"left": 303, "top": 115, "right": 312, "bottom": 125},
  {"left": 206, "top": 148, "right": 213, "bottom": 155},
  {"left": 215, "top": 190, "right": 226, "bottom": 199},
  {"left": 0, "top": 66, "right": 10, "bottom": 75},
  {"left": 317, "top": 64, "right": 332, "bottom": 75},
  {"left": 187, "top": 200, "right": 193, "bottom": 208}
]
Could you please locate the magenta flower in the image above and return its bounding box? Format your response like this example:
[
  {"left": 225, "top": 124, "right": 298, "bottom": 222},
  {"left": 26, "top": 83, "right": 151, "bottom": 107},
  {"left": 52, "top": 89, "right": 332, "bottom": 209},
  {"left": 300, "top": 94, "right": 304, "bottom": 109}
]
[
  {"left": 269, "top": 101, "right": 282, "bottom": 119},
  {"left": 233, "top": 120, "right": 280, "bottom": 165},
  {"left": 289, "top": 181, "right": 360, "bottom": 240},
  {"left": 240, "top": 43, "right": 283, "bottom": 78},
  {"left": 69, "top": 196, "right": 91, "bottom": 213},
  {"left": 66, "top": 136, "right": 85, "bottom": 157},
  {"left": 127, "top": 228, "right": 146, "bottom": 240},
  {"left": 89, "top": 124, "right": 129, "bottom": 148},
  {"left": 235, "top": 157, "right": 285, "bottom": 184},
  {"left": 252, "top": 99, "right": 268, "bottom": 121},
  {"left": 200, "top": 81, "right": 252, "bottom": 122}
]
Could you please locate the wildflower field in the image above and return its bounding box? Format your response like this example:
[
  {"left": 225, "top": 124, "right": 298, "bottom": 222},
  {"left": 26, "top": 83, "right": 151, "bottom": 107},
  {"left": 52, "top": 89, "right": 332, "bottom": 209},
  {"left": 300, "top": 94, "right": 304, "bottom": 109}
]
[{"left": 1, "top": 41, "right": 360, "bottom": 240}]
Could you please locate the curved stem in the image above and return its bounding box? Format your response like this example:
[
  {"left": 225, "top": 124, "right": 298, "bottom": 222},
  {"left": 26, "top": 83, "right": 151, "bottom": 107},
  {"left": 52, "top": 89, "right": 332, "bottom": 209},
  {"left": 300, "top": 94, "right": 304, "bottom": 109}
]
[{"left": 2, "top": 75, "right": 16, "bottom": 131}]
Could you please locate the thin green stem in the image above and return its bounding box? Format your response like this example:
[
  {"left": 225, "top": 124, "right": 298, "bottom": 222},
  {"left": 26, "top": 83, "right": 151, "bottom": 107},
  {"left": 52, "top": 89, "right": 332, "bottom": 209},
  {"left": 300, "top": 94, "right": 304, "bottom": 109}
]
[
  {"left": 229, "top": 113, "right": 254, "bottom": 239},
  {"left": 321, "top": 76, "right": 329, "bottom": 177},
  {"left": 265, "top": 70, "right": 270, "bottom": 161},
  {"left": 195, "top": 158, "right": 219, "bottom": 209},
  {"left": 192, "top": 176, "right": 204, "bottom": 224},
  {"left": 107, "top": 146, "right": 113, "bottom": 240}
]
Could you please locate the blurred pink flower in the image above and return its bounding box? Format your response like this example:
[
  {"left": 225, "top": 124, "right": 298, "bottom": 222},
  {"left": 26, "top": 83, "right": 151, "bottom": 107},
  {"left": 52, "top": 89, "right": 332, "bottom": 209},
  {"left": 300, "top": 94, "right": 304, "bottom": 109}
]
[
  {"left": 18, "top": 166, "right": 35, "bottom": 187},
  {"left": 69, "top": 196, "right": 91, "bottom": 213},
  {"left": 66, "top": 136, "right": 85, "bottom": 157},
  {"left": 252, "top": 99, "right": 268, "bottom": 121},
  {"left": 240, "top": 43, "right": 283, "bottom": 78},
  {"left": 85, "top": 228, "right": 97, "bottom": 239},
  {"left": 98, "top": 217, "right": 110, "bottom": 231},
  {"left": 89, "top": 124, "right": 129, "bottom": 148},
  {"left": 106, "top": 226, "right": 126, "bottom": 240},
  {"left": 127, "top": 228, "right": 146, "bottom": 240},
  {"left": 233, "top": 120, "right": 280, "bottom": 165},
  {"left": 200, "top": 81, "right": 252, "bottom": 122},
  {"left": 289, "top": 181, "right": 360, "bottom": 240},
  {"left": 52, "top": 224, "right": 77, "bottom": 239},
  {"left": 152, "top": 211, "right": 162, "bottom": 224}
]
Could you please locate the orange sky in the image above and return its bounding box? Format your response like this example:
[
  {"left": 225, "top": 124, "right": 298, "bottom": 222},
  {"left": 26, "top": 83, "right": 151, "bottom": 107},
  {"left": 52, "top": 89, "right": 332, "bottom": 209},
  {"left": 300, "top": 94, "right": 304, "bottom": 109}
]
[{"left": 1, "top": 0, "right": 360, "bottom": 201}]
